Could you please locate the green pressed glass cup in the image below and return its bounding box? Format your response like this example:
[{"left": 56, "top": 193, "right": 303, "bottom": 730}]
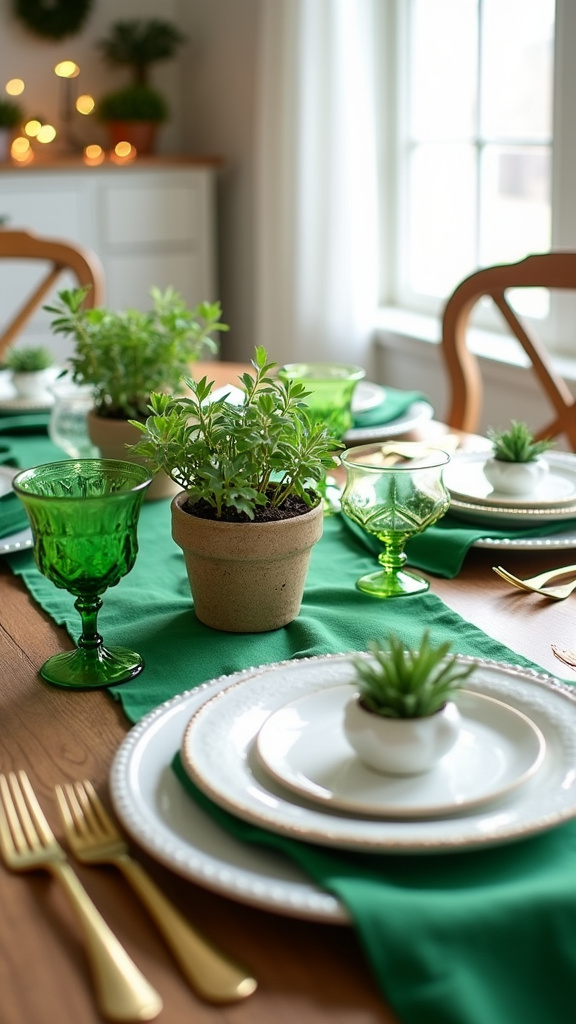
[
  {"left": 278, "top": 362, "right": 366, "bottom": 439},
  {"left": 12, "top": 458, "right": 151, "bottom": 689},
  {"left": 341, "top": 443, "right": 451, "bottom": 598}
]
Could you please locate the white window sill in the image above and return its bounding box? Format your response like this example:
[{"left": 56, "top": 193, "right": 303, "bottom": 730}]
[{"left": 374, "top": 306, "right": 576, "bottom": 384}]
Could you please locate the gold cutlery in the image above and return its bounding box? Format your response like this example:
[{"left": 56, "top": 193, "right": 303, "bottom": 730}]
[
  {"left": 0, "top": 771, "right": 162, "bottom": 1023},
  {"left": 492, "top": 563, "right": 576, "bottom": 600},
  {"left": 56, "top": 779, "right": 257, "bottom": 1004},
  {"left": 551, "top": 645, "right": 576, "bottom": 670}
]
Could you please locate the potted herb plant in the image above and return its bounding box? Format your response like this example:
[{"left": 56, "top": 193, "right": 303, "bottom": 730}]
[
  {"left": 484, "top": 420, "right": 552, "bottom": 496},
  {"left": 5, "top": 345, "right": 56, "bottom": 401},
  {"left": 128, "top": 347, "right": 342, "bottom": 632},
  {"left": 96, "top": 19, "right": 186, "bottom": 154},
  {"left": 46, "top": 286, "right": 228, "bottom": 499},
  {"left": 0, "top": 97, "right": 24, "bottom": 161},
  {"left": 343, "top": 631, "right": 476, "bottom": 774}
]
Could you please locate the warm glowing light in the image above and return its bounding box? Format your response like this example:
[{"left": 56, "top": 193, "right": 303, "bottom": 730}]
[
  {"left": 11, "top": 136, "right": 30, "bottom": 155},
  {"left": 114, "top": 141, "right": 133, "bottom": 158},
  {"left": 5, "top": 78, "right": 25, "bottom": 96},
  {"left": 10, "top": 138, "right": 33, "bottom": 163},
  {"left": 24, "top": 119, "right": 42, "bottom": 137},
  {"left": 54, "top": 61, "right": 80, "bottom": 79},
  {"left": 37, "top": 124, "right": 57, "bottom": 144},
  {"left": 83, "top": 144, "right": 105, "bottom": 166},
  {"left": 76, "top": 94, "right": 95, "bottom": 115}
]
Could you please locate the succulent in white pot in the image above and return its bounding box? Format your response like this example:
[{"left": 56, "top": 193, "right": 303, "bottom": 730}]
[
  {"left": 5, "top": 345, "right": 56, "bottom": 401},
  {"left": 343, "top": 631, "right": 476, "bottom": 775},
  {"left": 484, "top": 421, "right": 552, "bottom": 496}
]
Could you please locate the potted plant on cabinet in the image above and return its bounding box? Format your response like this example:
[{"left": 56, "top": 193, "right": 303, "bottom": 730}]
[
  {"left": 0, "top": 97, "right": 24, "bottom": 161},
  {"left": 484, "top": 420, "right": 552, "bottom": 496},
  {"left": 46, "top": 286, "right": 228, "bottom": 499},
  {"left": 128, "top": 347, "right": 342, "bottom": 632},
  {"left": 5, "top": 345, "right": 56, "bottom": 402},
  {"left": 343, "top": 631, "right": 475, "bottom": 775},
  {"left": 96, "top": 19, "right": 186, "bottom": 154}
]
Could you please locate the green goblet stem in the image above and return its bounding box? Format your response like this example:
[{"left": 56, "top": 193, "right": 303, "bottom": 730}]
[{"left": 76, "top": 595, "right": 104, "bottom": 651}]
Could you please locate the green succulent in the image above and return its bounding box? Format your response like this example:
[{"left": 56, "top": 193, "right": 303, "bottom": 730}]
[
  {"left": 46, "top": 286, "right": 228, "bottom": 421},
  {"left": 352, "top": 631, "right": 476, "bottom": 719},
  {"left": 97, "top": 19, "right": 186, "bottom": 85},
  {"left": 487, "top": 421, "right": 552, "bottom": 463},
  {"left": 128, "top": 345, "right": 342, "bottom": 521},
  {"left": 5, "top": 346, "right": 53, "bottom": 372}
]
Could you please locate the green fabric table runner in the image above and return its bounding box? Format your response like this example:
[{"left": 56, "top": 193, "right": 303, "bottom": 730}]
[{"left": 6, "top": 430, "right": 576, "bottom": 1024}]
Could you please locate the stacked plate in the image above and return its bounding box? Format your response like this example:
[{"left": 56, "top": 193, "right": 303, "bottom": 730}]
[
  {"left": 110, "top": 653, "right": 576, "bottom": 924},
  {"left": 444, "top": 451, "right": 576, "bottom": 528}
]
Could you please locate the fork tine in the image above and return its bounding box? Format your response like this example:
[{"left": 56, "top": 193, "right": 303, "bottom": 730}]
[
  {"left": 17, "top": 771, "right": 55, "bottom": 846},
  {"left": 0, "top": 774, "right": 23, "bottom": 855},
  {"left": 0, "top": 772, "right": 43, "bottom": 852},
  {"left": 78, "top": 780, "right": 117, "bottom": 836}
]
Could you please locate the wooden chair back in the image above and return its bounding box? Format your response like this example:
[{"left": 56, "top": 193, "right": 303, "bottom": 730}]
[
  {"left": 0, "top": 229, "right": 105, "bottom": 359},
  {"left": 441, "top": 252, "right": 576, "bottom": 449}
]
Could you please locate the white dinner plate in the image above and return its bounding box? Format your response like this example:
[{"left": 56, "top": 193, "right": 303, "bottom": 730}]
[
  {"left": 449, "top": 495, "right": 576, "bottom": 528},
  {"left": 0, "top": 395, "right": 54, "bottom": 413},
  {"left": 473, "top": 529, "right": 576, "bottom": 551},
  {"left": 254, "top": 685, "right": 545, "bottom": 819},
  {"left": 179, "top": 654, "right": 576, "bottom": 853},
  {"left": 0, "top": 465, "right": 33, "bottom": 555},
  {"left": 351, "top": 381, "right": 386, "bottom": 414},
  {"left": 110, "top": 674, "right": 348, "bottom": 924},
  {"left": 445, "top": 451, "right": 576, "bottom": 509},
  {"left": 344, "top": 400, "right": 434, "bottom": 443}
]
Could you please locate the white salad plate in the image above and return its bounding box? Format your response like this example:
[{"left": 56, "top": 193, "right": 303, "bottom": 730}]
[
  {"left": 449, "top": 494, "right": 576, "bottom": 528},
  {"left": 351, "top": 381, "right": 386, "bottom": 414},
  {"left": 178, "top": 654, "right": 576, "bottom": 854},
  {"left": 254, "top": 685, "right": 545, "bottom": 819},
  {"left": 0, "top": 465, "right": 32, "bottom": 555},
  {"left": 344, "top": 399, "right": 434, "bottom": 444},
  {"left": 445, "top": 451, "right": 576, "bottom": 510},
  {"left": 474, "top": 530, "right": 576, "bottom": 551}
]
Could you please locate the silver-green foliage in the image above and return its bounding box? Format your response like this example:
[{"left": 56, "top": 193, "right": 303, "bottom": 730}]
[
  {"left": 487, "top": 420, "right": 551, "bottom": 463},
  {"left": 46, "top": 286, "right": 228, "bottom": 420},
  {"left": 129, "top": 346, "right": 342, "bottom": 520},
  {"left": 353, "top": 631, "right": 476, "bottom": 718}
]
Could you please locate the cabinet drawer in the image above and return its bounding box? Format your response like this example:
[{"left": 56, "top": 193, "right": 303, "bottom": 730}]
[{"left": 101, "top": 183, "right": 201, "bottom": 247}]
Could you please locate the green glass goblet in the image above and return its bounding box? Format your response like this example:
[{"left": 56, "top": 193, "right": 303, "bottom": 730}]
[
  {"left": 12, "top": 458, "right": 152, "bottom": 689},
  {"left": 278, "top": 362, "right": 366, "bottom": 439},
  {"left": 341, "top": 443, "right": 451, "bottom": 598}
]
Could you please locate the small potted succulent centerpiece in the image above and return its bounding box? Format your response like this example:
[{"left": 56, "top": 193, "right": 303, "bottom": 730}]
[
  {"left": 46, "top": 286, "right": 228, "bottom": 499},
  {"left": 343, "top": 631, "right": 476, "bottom": 775},
  {"left": 5, "top": 345, "right": 56, "bottom": 401},
  {"left": 484, "top": 420, "right": 552, "bottom": 496},
  {"left": 96, "top": 19, "right": 186, "bottom": 154},
  {"left": 128, "top": 347, "right": 342, "bottom": 633},
  {"left": 0, "top": 97, "right": 24, "bottom": 161}
]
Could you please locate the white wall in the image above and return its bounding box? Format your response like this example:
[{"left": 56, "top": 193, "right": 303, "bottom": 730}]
[{"left": 0, "top": 0, "right": 261, "bottom": 358}]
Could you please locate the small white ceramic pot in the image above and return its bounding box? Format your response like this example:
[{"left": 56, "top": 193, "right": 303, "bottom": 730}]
[
  {"left": 342, "top": 694, "right": 461, "bottom": 775},
  {"left": 483, "top": 456, "right": 549, "bottom": 496},
  {"left": 11, "top": 368, "right": 55, "bottom": 401}
]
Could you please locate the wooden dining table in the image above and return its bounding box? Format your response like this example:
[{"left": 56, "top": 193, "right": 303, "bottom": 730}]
[{"left": 1, "top": 362, "right": 575, "bottom": 1024}]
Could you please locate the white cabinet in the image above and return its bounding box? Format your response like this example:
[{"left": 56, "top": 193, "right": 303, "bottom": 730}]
[{"left": 0, "top": 159, "right": 218, "bottom": 361}]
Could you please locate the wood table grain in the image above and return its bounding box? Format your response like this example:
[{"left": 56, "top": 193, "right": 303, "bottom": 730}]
[{"left": 1, "top": 364, "right": 574, "bottom": 1024}]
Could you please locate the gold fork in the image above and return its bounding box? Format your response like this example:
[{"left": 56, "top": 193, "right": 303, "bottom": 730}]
[
  {"left": 0, "top": 771, "right": 162, "bottom": 1023},
  {"left": 56, "top": 779, "right": 257, "bottom": 1004},
  {"left": 492, "top": 563, "right": 576, "bottom": 600}
]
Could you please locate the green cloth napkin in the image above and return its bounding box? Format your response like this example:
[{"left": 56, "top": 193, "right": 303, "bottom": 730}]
[
  {"left": 342, "top": 512, "right": 576, "bottom": 579},
  {"left": 172, "top": 757, "right": 576, "bottom": 1024},
  {"left": 0, "top": 491, "right": 29, "bottom": 538},
  {"left": 0, "top": 411, "right": 51, "bottom": 435},
  {"left": 353, "top": 387, "right": 428, "bottom": 428}
]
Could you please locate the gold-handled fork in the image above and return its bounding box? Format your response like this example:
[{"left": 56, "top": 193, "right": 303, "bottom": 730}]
[
  {"left": 492, "top": 563, "right": 576, "bottom": 600},
  {"left": 56, "top": 779, "right": 257, "bottom": 1004},
  {"left": 0, "top": 771, "right": 162, "bottom": 1023}
]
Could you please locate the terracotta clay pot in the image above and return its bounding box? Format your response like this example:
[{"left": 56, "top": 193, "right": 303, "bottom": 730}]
[
  {"left": 106, "top": 121, "right": 158, "bottom": 155},
  {"left": 87, "top": 411, "right": 179, "bottom": 501},
  {"left": 171, "top": 493, "right": 324, "bottom": 633}
]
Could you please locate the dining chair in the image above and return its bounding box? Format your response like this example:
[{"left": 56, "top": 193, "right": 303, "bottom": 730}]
[
  {"left": 0, "top": 228, "right": 105, "bottom": 360},
  {"left": 440, "top": 252, "right": 576, "bottom": 449}
]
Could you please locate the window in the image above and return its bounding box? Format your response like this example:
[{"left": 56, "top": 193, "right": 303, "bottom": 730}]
[{"left": 384, "top": 0, "right": 566, "bottom": 339}]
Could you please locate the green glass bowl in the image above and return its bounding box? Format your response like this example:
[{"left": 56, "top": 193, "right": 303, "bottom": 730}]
[{"left": 278, "top": 362, "right": 366, "bottom": 439}]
